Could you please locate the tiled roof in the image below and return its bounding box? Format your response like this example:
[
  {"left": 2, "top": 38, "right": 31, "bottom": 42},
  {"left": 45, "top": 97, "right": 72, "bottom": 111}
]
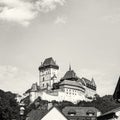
[
  {"left": 82, "top": 77, "right": 91, "bottom": 85},
  {"left": 61, "top": 68, "right": 78, "bottom": 81},
  {"left": 81, "top": 77, "right": 96, "bottom": 90},
  {"left": 77, "top": 78, "right": 86, "bottom": 86},
  {"left": 62, "top": 106, "right": 99, "bottom": 117},
  {"left": 60, "top": 80, "right": 85, "bottom": 90},
  {"left": 39, "top": 57, "right": 59, "bottom": 70},
  {"left": 26, "top": 109, "right": 47, "bottom": 120}
]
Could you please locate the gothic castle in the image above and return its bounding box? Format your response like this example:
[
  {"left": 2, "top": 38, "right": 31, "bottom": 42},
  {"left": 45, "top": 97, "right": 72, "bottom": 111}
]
[{"left": 23, "top": 57, "right": 97, "bottom": 104}]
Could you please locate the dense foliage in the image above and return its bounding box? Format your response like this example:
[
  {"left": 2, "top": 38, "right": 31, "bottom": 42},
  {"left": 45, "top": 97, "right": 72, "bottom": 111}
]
[
  {"left": 0, "top": 89, "right": 19, "bottom": 120},
  {"left": 25, "top": 94, "right": 120, "bottom": 115},
  {"left": 77, "top": 94, "right": 120, "bottom": 113}
]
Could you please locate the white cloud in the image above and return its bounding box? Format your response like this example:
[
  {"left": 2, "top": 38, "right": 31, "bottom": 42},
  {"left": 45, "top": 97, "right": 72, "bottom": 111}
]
[
  {"left": 0, "top": 0, "right": 37, "bottom": 26},
  {"left": 0, "top": 0, "right": 66, "bottom": 26},
  {"left": 0, "top": 65, "right": 37, "bottom": 95},
  {"left": 35, "top": 0, "right": 65, "bottom": 12},
  {"left": 54, "top": 16, "right": 67, "bottom": 24}
]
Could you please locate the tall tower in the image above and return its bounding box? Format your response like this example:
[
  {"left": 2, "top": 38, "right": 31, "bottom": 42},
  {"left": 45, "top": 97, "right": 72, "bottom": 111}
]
[{"left": 38, "top": 57, "right": 59, "bottom": 90}]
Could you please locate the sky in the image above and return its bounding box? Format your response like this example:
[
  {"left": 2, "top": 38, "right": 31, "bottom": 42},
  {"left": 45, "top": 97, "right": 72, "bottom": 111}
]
[{"left": 0, "top": 0, "right": 120, "bottom": 96}]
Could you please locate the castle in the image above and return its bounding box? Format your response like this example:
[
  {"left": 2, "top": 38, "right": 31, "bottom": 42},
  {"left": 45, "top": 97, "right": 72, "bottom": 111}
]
[{"left": 23, "top": 57, "right": 97, "bottom": 104}]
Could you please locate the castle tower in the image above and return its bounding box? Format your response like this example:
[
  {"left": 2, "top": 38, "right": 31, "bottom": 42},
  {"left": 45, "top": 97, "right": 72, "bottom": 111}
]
[{"left": 38, "top": 57, "right": 59, "bottom": 90}]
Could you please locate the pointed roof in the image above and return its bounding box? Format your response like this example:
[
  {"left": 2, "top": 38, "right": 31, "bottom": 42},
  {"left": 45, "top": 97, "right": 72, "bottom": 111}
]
[
  {"left": 31, "top": 83, "right": 40, "bottom": 92},
  {"left": 61, "top": 67, "right": 78, "bottom": 81},
  {"left": 81, "top": 77, "right": 96, "bottom": 90},
  {"left": 41, "top": 107, "right": 68, "bottom": 120},
  {"left": 39, "top": 57, "right": 59, "bottom": 70},
  {"left": 91, "top": 78, "right": 96, "bottom": 87},
  {"left": 113, "top": 77, "right": 120, "bottom": 101}
]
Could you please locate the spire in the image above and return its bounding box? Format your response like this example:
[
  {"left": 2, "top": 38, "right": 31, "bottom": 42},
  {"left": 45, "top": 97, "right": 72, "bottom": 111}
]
[
  {"left": 69, "top": 64, "right": 71, "bottom": 71},
  {"left": 91, "top": 77, "right": 96, "bottom": 86}
]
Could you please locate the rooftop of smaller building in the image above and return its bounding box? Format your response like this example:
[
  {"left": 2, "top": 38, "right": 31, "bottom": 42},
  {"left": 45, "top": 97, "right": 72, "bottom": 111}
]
[{"left": 62, "top": 106, "right": 99, "bottom": 117}]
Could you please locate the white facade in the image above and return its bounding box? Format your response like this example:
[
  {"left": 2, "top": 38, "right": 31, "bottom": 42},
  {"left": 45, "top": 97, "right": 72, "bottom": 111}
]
[
  {"left": 39, "top": 68, "right": 58, "bottom": 90},
  {"left": 29, "top": 87, "right": 87, "bottom": 104},
  {"left": 41, "top": 107, "right": 68, "bottom": 120}
]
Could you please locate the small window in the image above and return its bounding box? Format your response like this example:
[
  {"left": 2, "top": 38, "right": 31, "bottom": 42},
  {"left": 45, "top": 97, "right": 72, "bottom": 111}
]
[
  {"left": 68, "top": 109, "right": 76, "bottom": 116},
  {"left": 43, "top": 77, "right": 45, "bottom": 81},
  {"left": 86, "top": 110, "right": 95, "bottom": 116}
]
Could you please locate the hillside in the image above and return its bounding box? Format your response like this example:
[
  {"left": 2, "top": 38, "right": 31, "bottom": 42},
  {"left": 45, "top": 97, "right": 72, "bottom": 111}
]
[{"left": 25, "top": 94, "right": 120, "bottom": 115}]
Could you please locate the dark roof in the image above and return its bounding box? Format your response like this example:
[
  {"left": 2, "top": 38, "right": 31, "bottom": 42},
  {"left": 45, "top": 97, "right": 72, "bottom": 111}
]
[
  {"left": 39, "top": 57, "right": 59, "bottom": 70},
  {"left": 97, "top": 107, "right": 120, "bottom": 120},
  {"left": 62, "top": 106, "right": 99, "bottom": 117},
  {"left": 61, "top": 67, "right": 78, "bottom": 81},
  {"left": 60, "top": 80, "right": 85, "bottom": 91},
  {"left": 82, "top": 77, "right": 91, "bottom": 85},
  {"left": 20, "top": 95, "right": 30, "bottom": 103},
  {"left": 26, "top": 109, "right": 48, "bottom": 120},
  {"left": 82, "top": 77, "right": 96, "bottom": 90},
  {"left": 24, "top": 89, "right": 31, "bottom": 94}
]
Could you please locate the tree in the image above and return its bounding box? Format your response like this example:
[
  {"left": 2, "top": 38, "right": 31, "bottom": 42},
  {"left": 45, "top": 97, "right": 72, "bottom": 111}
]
[{"left": 0, "top": 89, "right": 20, "bottom": 120}]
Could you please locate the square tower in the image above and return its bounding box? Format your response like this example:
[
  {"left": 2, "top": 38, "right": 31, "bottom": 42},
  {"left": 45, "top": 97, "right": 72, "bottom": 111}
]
[{"left": 38, "top": 57, "right": 59, "bottom": 90}]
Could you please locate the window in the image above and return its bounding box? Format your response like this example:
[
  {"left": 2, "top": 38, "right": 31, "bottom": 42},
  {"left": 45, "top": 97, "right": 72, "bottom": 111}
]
[
  {"left": 47, "top": 83, "right": 49, "bottom": 87},
  {"left": 43, "top": 77, "right": 45, "bottom": 81}
]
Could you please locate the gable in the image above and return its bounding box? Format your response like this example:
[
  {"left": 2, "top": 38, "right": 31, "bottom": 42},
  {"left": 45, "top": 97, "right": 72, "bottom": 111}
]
[{"left": 41, "top": 107, "right": 68, "bottom": 120}]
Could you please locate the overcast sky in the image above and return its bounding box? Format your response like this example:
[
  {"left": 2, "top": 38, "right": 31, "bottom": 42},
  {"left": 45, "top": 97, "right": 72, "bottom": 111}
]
[{"left": 0, "top": 0, "right": 120, "bottom": 96}]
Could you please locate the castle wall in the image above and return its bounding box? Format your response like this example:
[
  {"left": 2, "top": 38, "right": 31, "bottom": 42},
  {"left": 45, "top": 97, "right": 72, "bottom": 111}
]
[{"left": 85, "top": 87, "right": 96, "bottom": 99}]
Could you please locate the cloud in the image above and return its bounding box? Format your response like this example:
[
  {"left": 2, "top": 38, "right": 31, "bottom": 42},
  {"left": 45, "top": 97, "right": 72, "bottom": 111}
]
[
  {"left": 35, "top": 0, "right": 65, "bottom": 13},
  {"left": 0, "top": 0, "right": 66, "bottom": 26},
  {"left": 0, "top": 65, "right": 37, "bottom": 94},
  {"left": 0, "top": 0, "right": 37, "bottom": 26},
  {"left": 54, "top": 16, "right": 67, "bottom": 24}
]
